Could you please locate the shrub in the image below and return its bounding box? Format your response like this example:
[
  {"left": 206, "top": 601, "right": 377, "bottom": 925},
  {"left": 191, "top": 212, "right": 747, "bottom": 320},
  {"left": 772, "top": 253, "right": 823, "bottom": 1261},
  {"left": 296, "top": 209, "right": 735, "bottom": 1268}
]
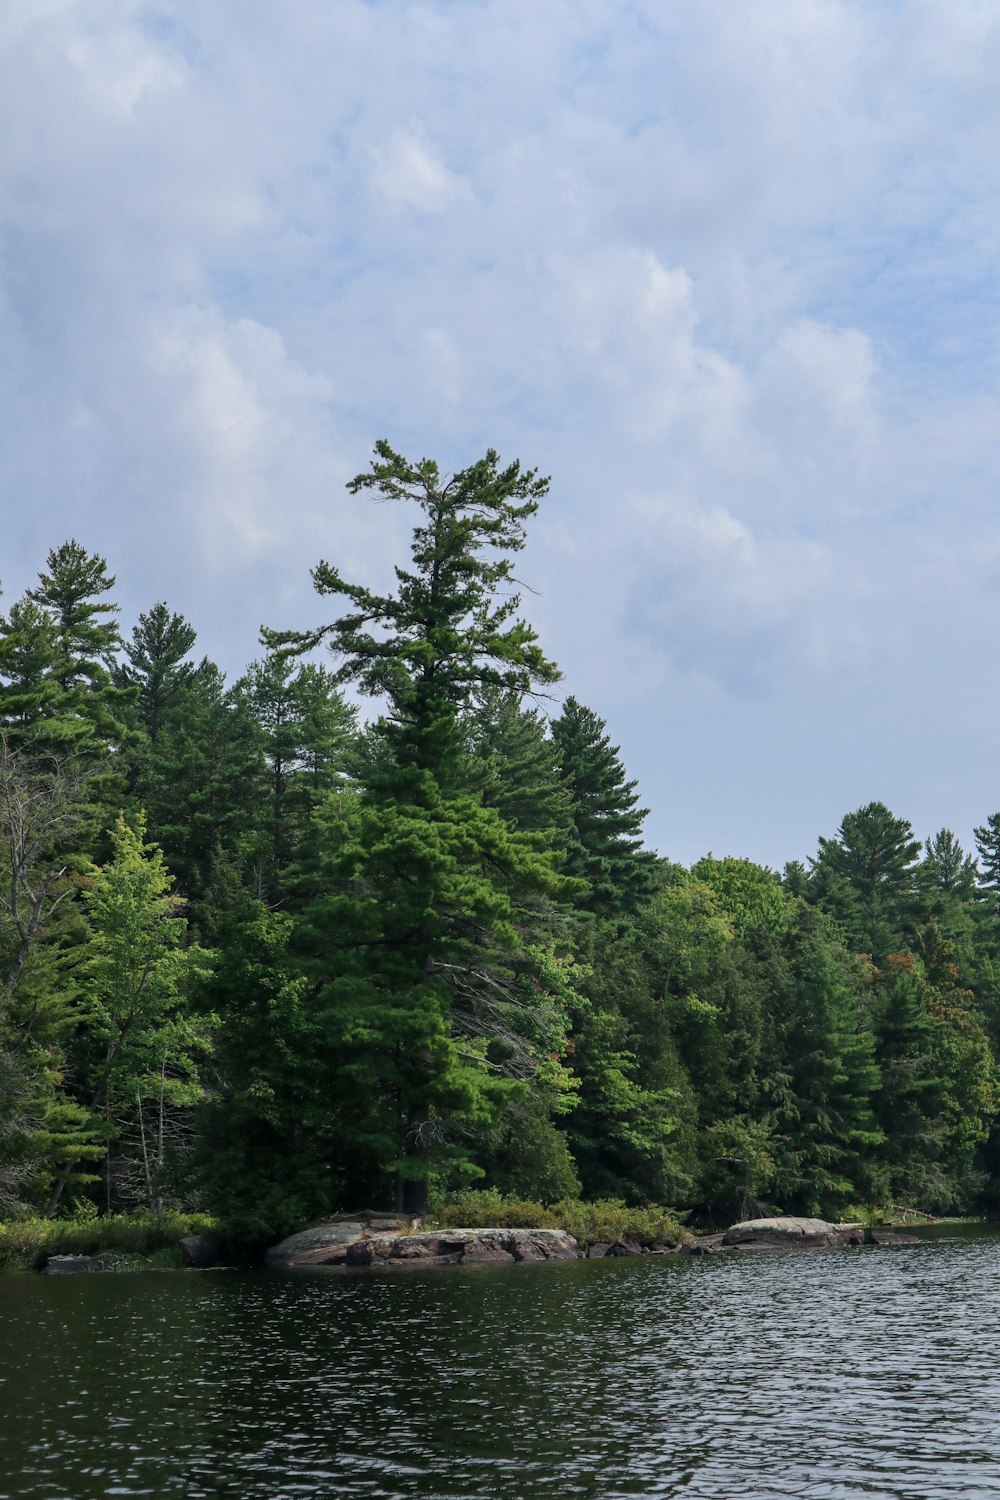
[
  {"left": 428, "top": 1190, "right": 689, "bottom": 1248},
  {"left": 0, "top": 1211, "right": 216, "bottom": 1273}
]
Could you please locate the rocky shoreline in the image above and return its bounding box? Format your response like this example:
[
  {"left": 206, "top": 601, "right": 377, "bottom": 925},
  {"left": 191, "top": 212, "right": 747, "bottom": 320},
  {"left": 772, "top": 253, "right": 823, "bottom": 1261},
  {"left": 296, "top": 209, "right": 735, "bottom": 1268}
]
[
  {"left": 37, "top": 1213, "right": 924, "bottom": 1274},
  {"left": 257, "top": 1212, "right": 921, "bottom": 1273}
]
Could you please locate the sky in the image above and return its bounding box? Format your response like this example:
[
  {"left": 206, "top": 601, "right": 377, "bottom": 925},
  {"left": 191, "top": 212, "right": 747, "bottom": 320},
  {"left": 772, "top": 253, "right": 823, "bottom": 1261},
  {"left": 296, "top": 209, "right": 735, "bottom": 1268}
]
[{"left": 3, "top": 0, "right": 1000, "bottom": 871}]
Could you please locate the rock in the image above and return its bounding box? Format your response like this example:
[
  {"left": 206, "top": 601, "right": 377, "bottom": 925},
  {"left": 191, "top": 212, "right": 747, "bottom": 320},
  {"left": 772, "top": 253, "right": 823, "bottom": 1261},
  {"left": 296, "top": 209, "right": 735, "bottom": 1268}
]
[
  {"left": 605, "top": 1239, "right": 644, "bottom": 1257},
  {"left": 43, "top": 1254, "right": 109, "bottom": 1274},
  {"left": 681, "top": 1234, "right": 727, "bottom": 1255},
  {"left": 868, "top": 1230, "right": 921, "bottom": 1247},
  {"left": 265, "top": 1221, "right": 373, "bottom": 1269},
  {"left": 722, "top": 1216, "right": 852, "bottom": 1250},
  {"left": 587, "top": 1243, "right": 613, "bottom": 1258},
  {"left": 272, "top": 1226, "right": 579, "bottom": 1271},
  {"left": 180, "top": 1235, "right": 219, "bottom": 1269}
]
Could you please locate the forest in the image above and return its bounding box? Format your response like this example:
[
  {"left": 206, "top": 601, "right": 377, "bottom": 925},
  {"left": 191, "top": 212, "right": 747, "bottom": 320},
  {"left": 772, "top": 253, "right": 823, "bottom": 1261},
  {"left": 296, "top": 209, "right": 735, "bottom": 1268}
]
[{"left": 2, "top": 442, "right": 1000, "bottom": 1245}]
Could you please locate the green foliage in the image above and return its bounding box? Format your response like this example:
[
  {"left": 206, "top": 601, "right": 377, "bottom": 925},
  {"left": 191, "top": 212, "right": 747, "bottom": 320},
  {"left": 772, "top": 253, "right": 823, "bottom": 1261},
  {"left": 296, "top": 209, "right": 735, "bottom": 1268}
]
[
  {"left": 8, "top": 513, "right": 1000, "bottom": 1234},
  {"left": 551, "top": 697, "right": 658, "bottom": 917},
  {"left": 691, "top": 857, "right": 789, "bottom": 943},
  {"left": 0, "top": 1210, "right": 214, "bottom": 1273},
  {"left": 428, "top": 1189, "right": 688, "bottom": 1248},
  {"left": 810, "top": 801, "right": 921, "bottom": 960}
]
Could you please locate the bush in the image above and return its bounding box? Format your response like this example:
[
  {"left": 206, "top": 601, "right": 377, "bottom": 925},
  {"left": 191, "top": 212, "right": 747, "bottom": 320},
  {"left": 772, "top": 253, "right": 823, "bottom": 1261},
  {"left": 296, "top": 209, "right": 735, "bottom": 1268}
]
[
  {"left": 550, "top": 1198, "right": 688, "bottom": 1249},
  {"left": 0, "top": 1211, "right": 216, "bottom": 1273},
  {"left": 428, "top": 1190, "right": 689, "bottom": 1248},
  {"left": 429, "top": 1189, "right": 560, "bottom": 1229}
]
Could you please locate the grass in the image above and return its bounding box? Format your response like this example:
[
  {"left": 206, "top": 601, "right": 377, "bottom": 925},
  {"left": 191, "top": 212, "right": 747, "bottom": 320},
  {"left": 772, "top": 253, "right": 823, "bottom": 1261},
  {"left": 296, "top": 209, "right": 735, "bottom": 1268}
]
[
  {"left": 0, "top": 1211, "right": 216, "bottom": 1273},
  {"left": 428, "top": 1189, "right": 690, "bottom": 1249}
]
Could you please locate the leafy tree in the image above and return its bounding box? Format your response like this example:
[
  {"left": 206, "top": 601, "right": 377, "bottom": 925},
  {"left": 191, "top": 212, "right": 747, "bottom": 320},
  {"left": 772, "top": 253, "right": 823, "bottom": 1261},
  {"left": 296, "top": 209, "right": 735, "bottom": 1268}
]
[
  {"left": 550, "top": 696, "right": 658, "bottom": 918},
  {"left": 48, "top": 814, "right": 205, "bottom": 1214},
  {"left": 691, "top": 857, "right": 789, "bottom": 944}
]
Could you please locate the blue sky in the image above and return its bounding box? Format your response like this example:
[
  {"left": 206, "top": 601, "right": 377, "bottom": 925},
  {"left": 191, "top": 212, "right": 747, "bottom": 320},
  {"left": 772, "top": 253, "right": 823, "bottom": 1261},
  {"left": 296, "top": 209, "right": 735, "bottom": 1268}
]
[{"left": 3, "top": 0, "right": 1000, "bottom": 870}]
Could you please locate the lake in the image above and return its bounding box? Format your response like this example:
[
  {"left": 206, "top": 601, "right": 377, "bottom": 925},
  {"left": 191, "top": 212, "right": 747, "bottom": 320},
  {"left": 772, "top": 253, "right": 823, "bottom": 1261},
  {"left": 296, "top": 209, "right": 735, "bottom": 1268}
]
[{"left": 2, "top": 1227, "right": 1000, "bottom": 1499}]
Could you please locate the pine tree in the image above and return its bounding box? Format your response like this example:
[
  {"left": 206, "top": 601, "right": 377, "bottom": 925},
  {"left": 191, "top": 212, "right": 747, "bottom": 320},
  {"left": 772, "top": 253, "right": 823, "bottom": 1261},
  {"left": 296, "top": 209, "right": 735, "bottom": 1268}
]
[
  {"left": 810, "top": 801, "right": 921, "bottom": 960},
  {"left": 117, "top": 602, "right": 199, "bottom": 744},
  {"left": 265, "top": 442, "right": 576, "bottom": 1215},
  {"left": 550, "top": 697, "right": 658, "bottom": 918},
  {"left": 771, "top": 904, "right": 884, "bottom": 1216}
]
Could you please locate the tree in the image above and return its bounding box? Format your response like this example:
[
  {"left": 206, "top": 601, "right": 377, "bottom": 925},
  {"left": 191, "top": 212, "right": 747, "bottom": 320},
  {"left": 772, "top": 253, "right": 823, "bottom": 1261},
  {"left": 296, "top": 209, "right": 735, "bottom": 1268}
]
[
  {"left": 810, "top": 801, "right": 921, "bottom": 960},
  {"left": 265, "top": 442, "right": 575, "bottom": 1216},
  {"left": 47, "top": 813, "right": 205, "bottom": 1214},
  {"left": 238, "top": 654, "right": 357, "bottom": 907},
  {"left": 117, "top": 602, "right": 199, "bottom": 744},
  {"left": 550, "top": 697, "right": 658, "bottom": 919}
]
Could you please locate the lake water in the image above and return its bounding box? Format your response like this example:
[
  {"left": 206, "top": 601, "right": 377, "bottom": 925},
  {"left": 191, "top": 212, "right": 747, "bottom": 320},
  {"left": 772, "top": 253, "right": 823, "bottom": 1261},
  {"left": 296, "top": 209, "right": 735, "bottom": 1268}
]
[{"left": 2, "top": 1227, "right": 1000, "bottom": 1499}]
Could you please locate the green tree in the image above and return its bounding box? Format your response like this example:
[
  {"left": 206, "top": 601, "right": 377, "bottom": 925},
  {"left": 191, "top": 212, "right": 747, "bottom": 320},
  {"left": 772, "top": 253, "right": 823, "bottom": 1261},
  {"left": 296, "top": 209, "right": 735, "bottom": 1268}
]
[
  {"left": 550, "top": 696, "right": 658, "bottom": 918},
  {"left": 48, "top": 813, "right": 205, "bottom": 1214},
  {"left": 238, "top": 654, "right": 357, "bottom": 907},
  {"left": 117, "top": 602, "right": 199, "bottom": 745},
  {"left": 810, "top": 801, "right": 921, "bottom": 960},
  {"left": 266, "top": 442, "right": 575, "bottom": 1216},
  {"left": 196, "top": 905, "right": 335, "bottom": 1244}
]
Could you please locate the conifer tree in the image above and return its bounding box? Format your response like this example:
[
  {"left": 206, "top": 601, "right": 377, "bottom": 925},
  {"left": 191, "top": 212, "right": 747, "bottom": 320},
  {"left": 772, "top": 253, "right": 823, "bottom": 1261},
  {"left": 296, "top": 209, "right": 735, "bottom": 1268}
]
[
  {"left": 117, "top": 603, "right": 199, "bottom": 744},
  {"left": 550, "top": 697, "right": 658, "bottom": 918},
  {"left": 810, "top": 801, "right": 921, "bottom": 960},
  {"left": 264, "top": 442, "right": 575, "bottom": 1215}
]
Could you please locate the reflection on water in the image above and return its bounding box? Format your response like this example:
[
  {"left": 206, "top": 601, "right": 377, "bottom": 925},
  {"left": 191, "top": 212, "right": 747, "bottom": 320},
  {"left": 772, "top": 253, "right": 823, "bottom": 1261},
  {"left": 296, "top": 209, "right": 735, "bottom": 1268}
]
[{"left": 2, "top": 1232, "right": 1000, "bottom": 1498}]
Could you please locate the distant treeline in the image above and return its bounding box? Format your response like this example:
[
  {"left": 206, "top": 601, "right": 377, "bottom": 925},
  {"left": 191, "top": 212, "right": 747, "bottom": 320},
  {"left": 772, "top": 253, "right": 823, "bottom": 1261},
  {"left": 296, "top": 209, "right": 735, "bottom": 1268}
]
[{"left": 3, "top": 443, "right": 1000, "bottom": 1239}]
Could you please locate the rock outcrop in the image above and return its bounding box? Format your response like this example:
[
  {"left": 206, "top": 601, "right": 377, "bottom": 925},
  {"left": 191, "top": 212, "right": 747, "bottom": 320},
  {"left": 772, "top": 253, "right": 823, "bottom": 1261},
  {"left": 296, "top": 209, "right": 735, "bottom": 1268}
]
[
  {"left": 721, "top": 1216, "right": 859, "bottom": 1249},
  {"left": 267, "top": 1224, "right": 578, "bottom": 1270},
  {"left": 43, "top": 1253, "right": 117, "bottom": 1274},
  {"left": 678, "top": 1217, "right": 923, "bottom": 1253}
]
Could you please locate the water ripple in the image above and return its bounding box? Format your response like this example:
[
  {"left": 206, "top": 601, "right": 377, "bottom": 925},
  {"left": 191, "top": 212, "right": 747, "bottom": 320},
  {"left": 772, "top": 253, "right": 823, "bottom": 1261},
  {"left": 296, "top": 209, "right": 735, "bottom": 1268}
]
[{"left": 2, "top": 1232, "right": 1000, "bottom": 1498}]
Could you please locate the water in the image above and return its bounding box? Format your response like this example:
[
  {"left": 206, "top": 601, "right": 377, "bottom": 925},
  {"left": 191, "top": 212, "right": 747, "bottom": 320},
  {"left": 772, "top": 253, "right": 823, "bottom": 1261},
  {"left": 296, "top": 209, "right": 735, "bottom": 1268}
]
[{"left": 2, "top": 1230, "right": 1000, "bottom": 1498}]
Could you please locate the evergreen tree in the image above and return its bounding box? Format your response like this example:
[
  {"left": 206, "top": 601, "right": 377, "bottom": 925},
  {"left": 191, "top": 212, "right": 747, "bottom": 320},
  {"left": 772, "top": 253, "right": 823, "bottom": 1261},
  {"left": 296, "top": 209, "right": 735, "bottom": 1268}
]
[
  {"left": 265, "top": 442, "right": 575, "bottom": 1215},
  {"left": 550, "top": 697, "right": 658, "bottom": 918},
  {"left": 238, "top": 654, "right": 357, "bottom": 907},
  {"left": 465, "top": 687, "right": 574, "bottom": 847},
  {"left": 771, "top": 904, "right": 884, "bottom": 1216},
  {"left": 132, "top": 663, "right": 266, "bottom": 935},
  {"left": 196, "top": 905, "right": 336, "bottom": 1244},
  {"left": 810, "top": 801, "right": 921, "bottom": 960},
  {"left": 117, "top": 603, "right": 199, "bottom": 744}
]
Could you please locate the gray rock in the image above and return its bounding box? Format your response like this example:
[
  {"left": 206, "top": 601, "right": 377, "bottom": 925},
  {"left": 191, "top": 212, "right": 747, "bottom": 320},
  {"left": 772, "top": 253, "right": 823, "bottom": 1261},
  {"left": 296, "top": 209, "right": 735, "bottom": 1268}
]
[
  {"left": 274, "top": 1226, "right": 579, "bottom": 1270},
  {"left": 180, "top": 1235, "right": 219, "bottom": 1269},
  {"left": 682, "top": 1235, "right": 728, "bottom": 1255},
  {"left": 868, "top": 1230, "right": 921, "bottom": 1247},
  {"left": 43, "top": 1254, "right": 104, "bottom": 1274},
  {"left": 722, "top": 1216, "right": 851, "bottom": 1249},
  {"left": 265, "top": 1221, "right": 373, "bottom": 1269}
]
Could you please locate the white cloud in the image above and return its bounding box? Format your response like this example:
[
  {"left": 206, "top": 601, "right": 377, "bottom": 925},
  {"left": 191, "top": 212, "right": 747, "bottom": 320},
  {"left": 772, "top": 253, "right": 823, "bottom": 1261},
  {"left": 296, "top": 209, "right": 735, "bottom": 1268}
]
[
  {"left": 4, "top": 0, "right": 1000, "bottom": 863},
  {"left": 371, "top": 130, "right": 468, "bottom": 215}
]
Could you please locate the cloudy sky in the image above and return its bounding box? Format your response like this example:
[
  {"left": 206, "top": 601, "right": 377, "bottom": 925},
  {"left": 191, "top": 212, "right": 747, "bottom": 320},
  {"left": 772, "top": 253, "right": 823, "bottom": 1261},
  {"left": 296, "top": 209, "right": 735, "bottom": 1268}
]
[{"left": 4, "top": 0, "right": 1000, "bottom": 869}]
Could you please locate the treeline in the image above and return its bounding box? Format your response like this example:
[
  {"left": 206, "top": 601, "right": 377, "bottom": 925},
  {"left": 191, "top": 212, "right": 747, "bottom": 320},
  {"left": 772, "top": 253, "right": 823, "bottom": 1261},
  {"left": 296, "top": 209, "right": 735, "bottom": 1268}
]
[{"left": 2, "top": 444, "right": 1000, "bottom": 1240}]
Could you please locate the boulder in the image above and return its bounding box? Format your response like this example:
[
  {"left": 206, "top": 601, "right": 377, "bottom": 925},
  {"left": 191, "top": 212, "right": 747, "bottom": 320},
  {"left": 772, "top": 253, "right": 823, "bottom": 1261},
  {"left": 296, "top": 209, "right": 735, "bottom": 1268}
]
[
  {"left": 180, "top": 1235, "right": 220, "bottom": 1269},
  {"left": 43, "top": 1254, "right": 113, "bottom": 1274},
  {"left": 722, "top": 1216, "right": 852, "bottom": 1250},
  {"left": 265, "top": 1221, "right": 375, "bottom": 1269},
  {"left": 869, "top": 1230, "right": 921, "bottom": 1247},
  {"left": 272, "top": 1226, "right": 579, "bottom": 1270}
]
